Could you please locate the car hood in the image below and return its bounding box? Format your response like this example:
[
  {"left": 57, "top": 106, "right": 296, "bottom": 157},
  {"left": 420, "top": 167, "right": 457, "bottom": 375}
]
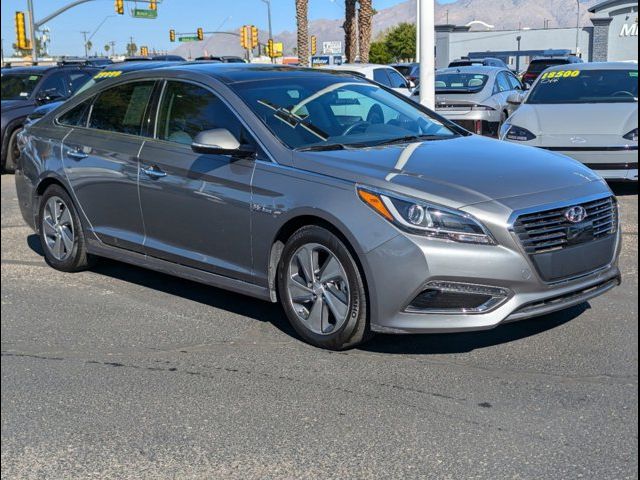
[
  {"left": 511, "top": 103, "right": 638, "bottom": 138},
  {"left": 293, "top": 135, "right": 601, "bottom": 209}
]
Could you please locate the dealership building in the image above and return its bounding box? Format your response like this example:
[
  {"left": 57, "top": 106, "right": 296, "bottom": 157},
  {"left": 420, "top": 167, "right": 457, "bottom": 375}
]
[{"left": 435, "top": 0, "right": 638, "bottom": 70}]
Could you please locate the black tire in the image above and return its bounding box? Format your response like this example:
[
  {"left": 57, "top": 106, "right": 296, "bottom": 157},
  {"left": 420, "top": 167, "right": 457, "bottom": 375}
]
[
  {"left": 3, "top": 128, "right": 21, "bottom": 174},
  {"left": 38, "top": 184, "right": 95, "bottom": 272},
  {"left": 277, "top": 225, "right": 372, "bottom": 350}
]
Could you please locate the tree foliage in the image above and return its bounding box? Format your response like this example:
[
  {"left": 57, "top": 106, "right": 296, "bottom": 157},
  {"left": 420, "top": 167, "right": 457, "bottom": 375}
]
[{"left": 369, "top": 23, "right": 417, "bottom": 64}]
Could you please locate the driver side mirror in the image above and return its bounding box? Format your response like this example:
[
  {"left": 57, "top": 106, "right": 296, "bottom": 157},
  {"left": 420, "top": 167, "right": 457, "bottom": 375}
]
[
  {"left": 191, "top": 128, "right": 257, "bottom": 159},
  {"left": 36, "top": 88, "right": 65, "bottom": 105},
  {"left": 507, "top": 93, "right": 525, "bottom": 106}
]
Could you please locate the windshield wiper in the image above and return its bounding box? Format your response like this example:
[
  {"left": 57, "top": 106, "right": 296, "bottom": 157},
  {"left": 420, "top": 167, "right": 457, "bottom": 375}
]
[
  {"left": 365, "top": 135, "right": 454, "bottom": 148},
  {"left": 296, "top": 143, "right": 349, "bottom": 152}
]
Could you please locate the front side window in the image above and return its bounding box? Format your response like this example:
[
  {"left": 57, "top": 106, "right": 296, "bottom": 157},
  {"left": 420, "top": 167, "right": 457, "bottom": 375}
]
[
  {"left": 1, "top": 73, "right": 43, "bottom": 100},
  {"left": 494, "top": 72, "right": 512, "bottom": 93},
  {"left": 232, "top": 75, "right": 459, "bottom": 150},
  {"left": 39, "top": 72, "right": 68, "bottom": 99},
  {"left": 435, "top": 73, "right": 489, "bottom": 93},
  {"left": 527, "top": 69, "right": 638, "bottom": 104},
  {"left": 89, "top": 81, "right": 155, "bottom": 135},
  {"left": 506, "top": 73, "right": 522, "bottom": 91},
  {"left": 388, "top": 70, "right": 408, "bottom": 88},
  {"left": 156, "top": 81, "right": 248, "bottom": 145}
]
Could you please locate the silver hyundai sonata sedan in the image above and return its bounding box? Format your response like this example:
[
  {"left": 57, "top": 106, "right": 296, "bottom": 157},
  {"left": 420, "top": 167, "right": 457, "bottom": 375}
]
[{"left": 15, "top": 64, "right": 622, "bottom": 350}]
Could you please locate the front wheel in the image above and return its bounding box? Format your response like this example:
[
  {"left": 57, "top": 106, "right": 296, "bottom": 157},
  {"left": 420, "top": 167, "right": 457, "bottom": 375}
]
[
  {"left": 277, "top": 226, "right": 371, "bottom": 350},
  {"left": 39, "top": 185, "right": 95, "bottom": 272}
]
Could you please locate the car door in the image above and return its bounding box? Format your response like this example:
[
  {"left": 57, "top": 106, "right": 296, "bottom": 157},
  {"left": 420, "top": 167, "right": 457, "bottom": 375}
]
[
  {"left": 61, "top": 80, "right": 156, "bottom": 252},
  {"left": 137, "top": 80, "right": 255, "bottom": 282}
]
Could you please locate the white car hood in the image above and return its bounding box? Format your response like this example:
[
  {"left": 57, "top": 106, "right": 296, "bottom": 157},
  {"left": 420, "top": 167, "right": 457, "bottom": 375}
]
[{"left": 510, "top": 103, "right": 638, "bottom": 146}]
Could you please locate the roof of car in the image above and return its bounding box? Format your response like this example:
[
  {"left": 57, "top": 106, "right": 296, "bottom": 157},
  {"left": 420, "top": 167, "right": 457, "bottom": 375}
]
[
  {"left": 149, "top": 63, "right": 367, "bottom": 84},
  {"left": 544, "top": 61, "right": 637, "bottom": 71},
  {"left": 437, "top": 65, "right": 507, "bottom": 75},
  {"left": 103, "top": 60, "right": 187, "bottom": 72},
  {"left": 1, "top": 65, "right": 66, "bottom": 74}
]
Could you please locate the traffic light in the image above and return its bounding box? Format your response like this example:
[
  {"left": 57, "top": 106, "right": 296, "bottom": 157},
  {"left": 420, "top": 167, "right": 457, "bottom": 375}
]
[
  {"left": 14, "top": 11, "right": 29, "bottom": 50},
  {"left": 115, "top": 0, "right": 124, "bottom": 15},
  {"left": 311, "top": 35, "right": 317, "bottom": 56},
  {"left": 149, "top": 0, "right": 157, "bottom": 10},
  {"left": 169, "top": 29, "right": 175, "bottom": 42},
  {"left": 140, "top": 46, "right": 149, "bottom": 56},
  {"left": 251, "top": 26, "right": 259, "bottom": 49},
  {"left": 197, "top": 27, "right": 204, "bottom": 41},
  {"left": 240, "top": 26, "right": 250, "bottom": 50},
  {"left": 267, "top": 39, "right": 274, "bottom": 58}
]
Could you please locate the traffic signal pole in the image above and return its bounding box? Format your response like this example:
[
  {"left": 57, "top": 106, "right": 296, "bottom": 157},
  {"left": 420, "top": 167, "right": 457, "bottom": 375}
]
[{"left": 418, "top": 0, "right": 436, "bottom": 109}]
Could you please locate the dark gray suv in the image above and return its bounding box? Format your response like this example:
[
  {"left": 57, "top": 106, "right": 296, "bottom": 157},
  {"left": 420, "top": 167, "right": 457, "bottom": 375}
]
[{"left": 1, "top": 63, "right": 99, "bottom": 172}]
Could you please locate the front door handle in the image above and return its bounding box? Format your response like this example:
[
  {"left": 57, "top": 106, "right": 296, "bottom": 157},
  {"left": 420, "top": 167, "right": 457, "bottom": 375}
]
[
  {"left": 141, "top": 165, "right": 167, "bottom": 179},
  {"left": 66, "top": 150, "right": 88, "bottom": 160}
]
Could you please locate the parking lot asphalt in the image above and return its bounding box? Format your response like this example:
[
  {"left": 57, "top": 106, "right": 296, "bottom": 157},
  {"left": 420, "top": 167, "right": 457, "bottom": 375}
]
[{"left": 1, "top": 173, "right": 637, "bottom": 479}]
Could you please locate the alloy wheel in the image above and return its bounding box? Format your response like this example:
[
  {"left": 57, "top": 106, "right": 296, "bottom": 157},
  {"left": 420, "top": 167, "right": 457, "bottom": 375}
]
[
  {"left": 42, "top": 196, "right": 74, "bottom": 261},
  {"left": 286, "top": 243, "right": 351, "bottom": 335}
]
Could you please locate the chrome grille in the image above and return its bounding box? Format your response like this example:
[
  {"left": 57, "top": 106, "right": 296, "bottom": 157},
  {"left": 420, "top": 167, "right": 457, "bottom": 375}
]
[{"left": 514, "top": 197, "right": 618, "bottom": 254}]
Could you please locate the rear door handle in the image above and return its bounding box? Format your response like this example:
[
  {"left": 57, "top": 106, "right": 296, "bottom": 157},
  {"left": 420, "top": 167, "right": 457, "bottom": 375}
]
[
  {"left": 66, "top": 150, "right": 88, "bottom": 160},
  {"left": 141, "top": 165, "right": 167, "bottom": 179}
]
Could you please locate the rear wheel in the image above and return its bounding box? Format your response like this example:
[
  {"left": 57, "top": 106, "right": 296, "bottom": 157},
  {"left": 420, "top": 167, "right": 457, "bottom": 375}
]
[
  {"left": 39, "top": 185, "right": 95, "bottom": 272},
  {"left": 3, "top": 128, "right": 21, "bottom": 173},
  {"left": 277, "top": 226, "right": 371, "bottom": 350}
]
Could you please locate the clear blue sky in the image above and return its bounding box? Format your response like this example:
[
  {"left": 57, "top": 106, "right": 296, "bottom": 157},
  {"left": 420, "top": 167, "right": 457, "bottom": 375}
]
[{"left": 1, "top": 0, "right": 456, "bottom": 56}]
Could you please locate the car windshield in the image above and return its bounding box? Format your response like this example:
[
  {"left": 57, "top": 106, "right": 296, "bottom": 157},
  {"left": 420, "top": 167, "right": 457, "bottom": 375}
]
[
  {"left": 1, "top": 73, "right": 43, "bottom": 100},
  {"left": 435, "top": 73, "right": 489, "bottom": 93},
  {"left": 232, "top": 75, "right": 459, "bottom": 150},
  {"left": 527, "top": 69, "right": 638, "bottom": 104}
]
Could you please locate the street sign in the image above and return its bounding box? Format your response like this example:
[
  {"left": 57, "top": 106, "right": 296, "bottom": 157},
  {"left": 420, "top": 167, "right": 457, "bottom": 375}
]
[
  {"left": 322, "top": 41, "right": 342, "bottom": 55},
  {"left": 133, "top": 8, "right": 158, "bottom": 19},
  {"left": 178, "top": 36, "right": 199, "bottom": 42}
]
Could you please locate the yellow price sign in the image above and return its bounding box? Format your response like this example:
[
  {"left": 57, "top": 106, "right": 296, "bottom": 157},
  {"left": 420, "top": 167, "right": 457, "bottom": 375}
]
[
  {"left": 541, "top": 70, "right": 581, "bottom": 80},
  {"left": 94, "top": 71, "right": 123, "bottom": 79}
]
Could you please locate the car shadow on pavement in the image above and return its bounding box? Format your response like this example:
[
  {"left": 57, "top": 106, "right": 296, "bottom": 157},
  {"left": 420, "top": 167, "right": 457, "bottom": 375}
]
[
  {"left": 359, "top": 304, "right": 588, "bottom": 354},
  {"left": 27, "top": 234, "right": 590, "bottom": 353}
]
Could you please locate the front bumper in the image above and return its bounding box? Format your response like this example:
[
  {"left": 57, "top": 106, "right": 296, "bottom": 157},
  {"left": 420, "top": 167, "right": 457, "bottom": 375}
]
[
  {"left": 363, "top": 188, "right": 622, "bottom": 334},
  {"left": 540, "top": 147, "right": 638, "bottom": 182}
]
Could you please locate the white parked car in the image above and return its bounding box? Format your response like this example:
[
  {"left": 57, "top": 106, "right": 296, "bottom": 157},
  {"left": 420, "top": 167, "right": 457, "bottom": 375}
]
[
  {"left": 319, "top": 64, "right": 414, "bottom": 96},
  {"left": 501, "top": 62, "right": 638, "bottom": 181}
]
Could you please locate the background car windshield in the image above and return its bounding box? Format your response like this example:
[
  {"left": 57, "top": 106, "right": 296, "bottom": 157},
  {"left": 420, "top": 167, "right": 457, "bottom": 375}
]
[
  {"left": 232, "top": 76, "right": 457, "bottom": 149},
  {"left": 1, "top": 73, "right": 42, "bottom": 100},
  {"left": 435, "top": 73, "right": 489, "bottom": 93},
  {"left": 527, "top": 69, "right": 638, "bottom": 104},
  {"left": 527, "top": 59, "right": 568, "bottom": 73}
]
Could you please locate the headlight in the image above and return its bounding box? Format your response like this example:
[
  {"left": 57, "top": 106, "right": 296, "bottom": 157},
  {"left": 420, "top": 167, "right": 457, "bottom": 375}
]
[
  {"left": 357, "top": 188, "right": 495, "bottom": 245},
  {"left": 504, "top": 125, "right": 536, "bottom": 141},
  {"left": 623, "top": 128, "right": 638, "bottom": 142}
]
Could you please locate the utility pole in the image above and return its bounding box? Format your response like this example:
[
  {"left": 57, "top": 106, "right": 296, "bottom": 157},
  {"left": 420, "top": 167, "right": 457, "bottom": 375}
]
[
  {"left": 418, "top": 0, "right": 435, "bottom": 109},
  {"left": 516, "top": 35, "right": 522, "bottom": 73},
  {"left": 262, "top": 0, "right": 274, "bottom": 62},
  {"left": 81, "top": 31, "right": 90, "bottom": 57},
  {"left": 110, "top": 40, "right": 116, "bottom": 56},
  {"left": 27, "top": 0, "right": 37, "bottom": 62}
]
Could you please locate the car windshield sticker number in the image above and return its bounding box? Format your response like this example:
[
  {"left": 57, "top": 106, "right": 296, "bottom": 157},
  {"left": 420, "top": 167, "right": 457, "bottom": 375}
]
[
  {"left": 540, "top": 70, "right": 580, "bottom": 84},
  {"left": 93, "top": 71, "right": 123, "bottom": 79},
  {"left": 29, "top": 75, "right": 39, "bottom": 81},
  {"left": 630, "top": 71, "right": 638, "bottom": 78}
]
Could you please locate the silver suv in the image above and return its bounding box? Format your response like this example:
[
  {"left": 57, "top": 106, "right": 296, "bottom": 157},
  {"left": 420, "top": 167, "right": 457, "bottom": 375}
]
[{"left": 15, "top": 64, "right": 621, "bottom": 350}]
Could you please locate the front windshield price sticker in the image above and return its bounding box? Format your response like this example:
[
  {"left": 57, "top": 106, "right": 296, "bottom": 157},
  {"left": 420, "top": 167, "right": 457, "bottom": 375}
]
[
  {"left": 94, "top": 71, "right": 123, "bottom": 79},
  {"left": 540, "top": 70, "right": 581, "bottom": 84}
]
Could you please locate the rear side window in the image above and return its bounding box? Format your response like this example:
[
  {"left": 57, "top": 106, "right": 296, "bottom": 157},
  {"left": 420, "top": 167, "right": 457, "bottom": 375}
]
[
  {"left": 373, "top": 69, "right": 391, "bottom": 87},
  {"left": 58, "top": 97, "right": 93, "bottom": 127},
  {"left": 494, "top": 72, "right": 512, "bottom": 93},
  {"left": 89, "top": 81, "right": 155, "bottom": 135}
]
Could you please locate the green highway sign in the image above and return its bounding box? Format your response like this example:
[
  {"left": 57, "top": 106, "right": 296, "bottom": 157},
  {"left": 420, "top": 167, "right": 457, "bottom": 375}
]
[
  {"left": 178, "top": 36, "right": 199, "bottom": 42},
  {"left": 133, "top": 8, "right": 158, "bottom": 19}
]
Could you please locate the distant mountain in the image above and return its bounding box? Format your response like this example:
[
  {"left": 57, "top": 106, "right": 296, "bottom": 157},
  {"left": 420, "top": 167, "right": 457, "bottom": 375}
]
[{"left": 171, "top": 0, "right": 598, "bottom": 58}]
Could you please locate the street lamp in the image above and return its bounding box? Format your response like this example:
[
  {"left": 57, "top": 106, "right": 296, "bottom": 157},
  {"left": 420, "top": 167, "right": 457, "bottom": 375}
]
[
  {"left": 261, "top": 0, "right": 273, "bottom": 50},
  {"left": 516, "top": 35, "right": 522, "bottom": 73}
]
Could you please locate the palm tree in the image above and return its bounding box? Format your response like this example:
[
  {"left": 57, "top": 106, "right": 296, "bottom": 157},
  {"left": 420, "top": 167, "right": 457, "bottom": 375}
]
[
  {"left": 295, "top": 0, "right": 309, "bottom": 67},
  {"left": 344, "top": 0, "right": 358, "bottom": 63},
  {"left": 358, "top": 0, "right": 373, "bottom": 63}
]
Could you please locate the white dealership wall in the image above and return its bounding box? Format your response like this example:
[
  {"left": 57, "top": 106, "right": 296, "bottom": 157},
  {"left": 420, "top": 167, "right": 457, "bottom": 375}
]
[{"left": 589, "top": 0, "right": 638, "bottom": 62}]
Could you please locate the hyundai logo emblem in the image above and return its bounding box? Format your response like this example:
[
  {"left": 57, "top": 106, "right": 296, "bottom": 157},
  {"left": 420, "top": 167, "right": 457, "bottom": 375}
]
[{"left": 564, "top": 206, "right": 588, "bottom": 223}]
